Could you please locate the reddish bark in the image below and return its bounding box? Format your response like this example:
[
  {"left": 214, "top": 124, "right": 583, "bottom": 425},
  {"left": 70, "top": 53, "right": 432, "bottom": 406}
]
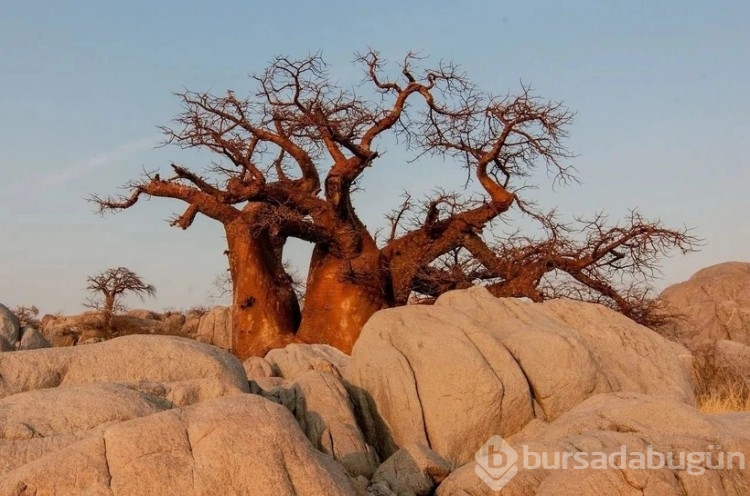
[
  {"left": 92, "top": 51, "right": 698, "bottom": 357},
  {"left": 224, "top": 217, "right": 301, "bottom": 359},
  {"left": 297, "top": 239, "right": 388, "bottom": 353}
]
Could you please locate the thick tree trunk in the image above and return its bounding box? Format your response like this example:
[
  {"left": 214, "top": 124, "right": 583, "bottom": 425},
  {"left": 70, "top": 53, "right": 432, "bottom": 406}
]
[
  {"left": 297, "top": 238, "right": 388, "bottom": 353},
  {"left": 225, "top": 219, "right": 300, "bottom": 359}
]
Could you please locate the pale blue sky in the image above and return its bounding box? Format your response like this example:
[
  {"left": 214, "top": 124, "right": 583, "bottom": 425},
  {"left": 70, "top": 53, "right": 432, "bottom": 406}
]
[{"left": 1, "top": 1, "right": 748, "bottom": 314}]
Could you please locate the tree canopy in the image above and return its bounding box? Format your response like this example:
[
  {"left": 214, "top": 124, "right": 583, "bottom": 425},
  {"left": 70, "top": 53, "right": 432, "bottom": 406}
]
[
  {"left": 94, "top": 51, "right": 698, "bottom": 358},
  {"left": 85, "top": 267, "right": 156, "bottom": 332}
]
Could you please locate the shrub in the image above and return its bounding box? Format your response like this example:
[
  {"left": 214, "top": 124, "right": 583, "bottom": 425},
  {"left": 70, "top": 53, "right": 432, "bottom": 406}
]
[{"left": 694, "top": 345, "right": 750, "bottom": 413}]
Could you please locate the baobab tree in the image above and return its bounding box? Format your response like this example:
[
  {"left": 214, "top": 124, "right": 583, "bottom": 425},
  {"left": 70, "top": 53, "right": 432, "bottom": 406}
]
[
  {"left": 84, "top": 267, "right": 156, "bottom": 333},
  {"left": 93, "top": 51, "right": 697, "bottom": 358}
]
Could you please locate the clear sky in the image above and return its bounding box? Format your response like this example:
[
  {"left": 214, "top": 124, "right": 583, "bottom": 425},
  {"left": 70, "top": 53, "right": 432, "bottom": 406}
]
[{"left": 1, "top": 1, "right": 748, "bottom": 315}]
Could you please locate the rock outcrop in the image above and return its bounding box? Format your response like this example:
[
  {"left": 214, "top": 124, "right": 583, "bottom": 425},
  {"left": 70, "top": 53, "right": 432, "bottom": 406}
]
[
  {"left": 39, "top": 310, "right": 204, "bottom": 347},
  {"left": 0, "top": 306, "right": 51, "bottom": 351},
  {"left": 0, "top": 382, "right": 172, "bottom": 474},
  {"left": 0, "top": 335, "right": 359, "bottom": 495},
  {"left": 0, "top": 395, "right": 361, "bottom": 496},
  {"left": 711, "top": 339, "right": 750, "bottom": 380},
  {"left": 370, "top": 443, "right": 452, "bottom": 496},
  {"left": 437, "top": 393, "right": 750, "bottom": 495},
  {"left": 0, "top": 334, "right": 249, "bottom": 398},
  {"left": 195, "top": 306, "right": 232, "bottom": 350},
  {"left": 291, "top": 371, "right": 379, "bottom": 478},
  {"left": 125, "top": 309, "right": 161, "bottom": 320},
  {"left": 17, "top": 326, "right": 51, "bottom": 350},
  {"left": 659, "top": 261, "right": 750, "bottom": 350},
  {"left": 346, "top": 287, "right": 695, "bottom": 467},
  {"left": 243, "top": 356, "right": 275, "bottom": 379},
  {"left": 266, "top": 343, "right": 349, "bottom": 380},
  {"left": 41, "top": 311, "right": 111, "bottom": 346},
  {"left": 5, "top": 277, "right": 750, "bottom": 494},
  {"left": 255, "top": 369, "right": 378, "bottom": 478},
  {"left": 0, "top": 304, "right": 20, "bottom": 347}
]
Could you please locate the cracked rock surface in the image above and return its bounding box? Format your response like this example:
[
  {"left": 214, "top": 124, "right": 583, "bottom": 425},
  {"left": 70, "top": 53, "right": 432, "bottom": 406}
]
[
  {"left": 0, "top": 395, "right": 359, "bottom": 495},
  {"left": 659, "top": 262, "right": 750, "bottom": 350},
  {"left": 345, "top": 286, "right": 695, "bottom": 466},
  {"left": 0, "top": 334, "right": 250, "bottom": 398},
  {"left": 437, "top": 392, "right": 750, "bottom": 495},
  {"left": 0, "top": 335, "right": 361, "bottom": 495}
]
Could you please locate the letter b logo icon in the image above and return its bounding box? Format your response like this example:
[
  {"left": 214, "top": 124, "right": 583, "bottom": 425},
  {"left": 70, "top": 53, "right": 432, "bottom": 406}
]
[{"left": 475, "top": 435, "right": 519, "bottom": 491}]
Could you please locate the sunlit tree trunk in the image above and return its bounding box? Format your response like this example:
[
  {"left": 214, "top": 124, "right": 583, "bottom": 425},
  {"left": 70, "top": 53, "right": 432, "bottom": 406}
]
[
  {"left": 297, "top": 238, "right": 388, "bottom": 353},
  {"left": 225, "top": 219, "right": 301, "bottom": 358}
]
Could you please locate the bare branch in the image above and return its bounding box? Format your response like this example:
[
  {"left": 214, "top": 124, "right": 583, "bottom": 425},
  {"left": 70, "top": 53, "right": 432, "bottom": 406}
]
[{"left": 84, "top": 267, "right": 156, "bottom": 333}]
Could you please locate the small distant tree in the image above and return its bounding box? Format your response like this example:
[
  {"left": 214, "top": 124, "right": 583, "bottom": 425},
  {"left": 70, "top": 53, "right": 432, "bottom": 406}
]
[
  {"left": 84, "top": 267, "right": 156, "bottom": 333},
  {"left": 207, "top": 270, "right": 233, "bottom": 306},
  {"left": 13, "top": 305, "right": 41, "bottom": 329}
]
